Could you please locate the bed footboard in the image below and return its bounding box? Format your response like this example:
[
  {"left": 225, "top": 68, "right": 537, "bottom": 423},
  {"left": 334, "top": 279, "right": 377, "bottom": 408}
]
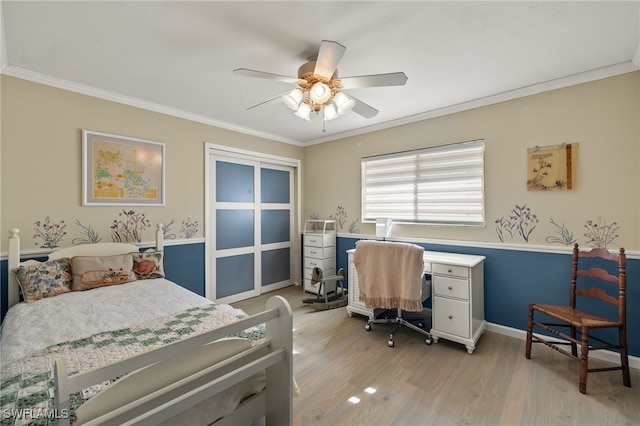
[{"left": 53, "top": 295, "right": 293, "bottom": 426}]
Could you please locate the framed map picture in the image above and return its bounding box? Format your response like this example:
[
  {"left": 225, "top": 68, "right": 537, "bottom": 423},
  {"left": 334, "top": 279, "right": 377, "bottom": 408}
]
[
  {"left": 82, "top": 130, "right": 165, "bottom": 206},
  {"left": 527, "top": 143, "right": 578, "bottom": 191}
]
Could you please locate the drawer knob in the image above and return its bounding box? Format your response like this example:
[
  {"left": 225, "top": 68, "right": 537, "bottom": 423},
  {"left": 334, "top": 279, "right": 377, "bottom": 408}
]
[
  {"left": 448, "top": 315, "right": 453, "bottom": 320},
  {"left": 448, "top": 286, "right": 453, "bottom": 290},
  {"left": 448, "top": 269, "right": 452, "bottom": 273}
]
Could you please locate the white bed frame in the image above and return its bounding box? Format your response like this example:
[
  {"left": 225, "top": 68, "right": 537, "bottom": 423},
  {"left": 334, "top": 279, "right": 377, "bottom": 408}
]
[{"left": 7, "top": 226, "right": 293, "bottom": 425}]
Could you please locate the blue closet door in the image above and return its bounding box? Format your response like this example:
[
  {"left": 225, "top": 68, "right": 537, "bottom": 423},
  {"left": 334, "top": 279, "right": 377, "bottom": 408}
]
[
  {"left": 260, "top": 167, "right": 291, "bottom": 291},
  {"left": 211, "top": 157, "right": 293, "bottom": 303}
]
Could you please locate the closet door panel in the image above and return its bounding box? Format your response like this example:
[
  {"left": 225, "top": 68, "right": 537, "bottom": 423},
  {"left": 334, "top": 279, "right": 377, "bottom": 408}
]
[
  {"left": 216, "top": 161, "right": 254, "bottom": 202},
  {"left": 216, "top": 209, "right": 255, "bottom": 250},
  {"left": 262, "top": 248, "right": 291, "bottom": 287},
  {"left": 261, "top": 209, "right": 290, "bottom": 244},
  {"left": 216, "top": 254, "right": 254, "bottom": 299}
]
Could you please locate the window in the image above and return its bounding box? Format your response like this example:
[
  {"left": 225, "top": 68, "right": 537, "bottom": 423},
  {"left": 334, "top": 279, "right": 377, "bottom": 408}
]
[{"left": 361, "top": 139, "right": 485, "bottom": 226}]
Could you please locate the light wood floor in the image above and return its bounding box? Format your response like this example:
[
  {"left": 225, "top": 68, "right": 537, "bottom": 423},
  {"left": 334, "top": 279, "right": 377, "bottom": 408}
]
[{"left": 232, "top": 286, "right": 640, "bottom": 426}]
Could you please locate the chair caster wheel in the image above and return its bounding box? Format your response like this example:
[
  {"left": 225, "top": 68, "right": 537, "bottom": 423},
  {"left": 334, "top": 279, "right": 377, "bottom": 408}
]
[
  {"left": 425, "top": 337, "right": 433, "bottom": 345},
  {"left": 365, "top": 324, "right": 371, "bottom": 331},
  {"left": 388, "top": 340, "right": 394, "bottom": 347}
]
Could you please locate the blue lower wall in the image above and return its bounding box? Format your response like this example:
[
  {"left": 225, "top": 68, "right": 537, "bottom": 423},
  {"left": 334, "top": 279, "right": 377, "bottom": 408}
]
[
  {"left": 337, "top": 236, "right": 640, "bottom": 357},
  {"left": 162, "top": 243, "right": 205, "bottom": 296},
  {"left": 3, "top": 239, "right": 638, "bottom": 357}
]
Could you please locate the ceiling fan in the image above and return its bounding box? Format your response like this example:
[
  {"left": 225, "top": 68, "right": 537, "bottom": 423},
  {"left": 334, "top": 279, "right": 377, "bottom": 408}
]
[{"left": 233, "top": 40, "right": 408, "bottom": 122}]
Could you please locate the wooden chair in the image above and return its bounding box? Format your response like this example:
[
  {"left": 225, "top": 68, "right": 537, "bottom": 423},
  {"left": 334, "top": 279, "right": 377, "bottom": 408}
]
[{"left": 525, "top": 244, "right": 631, "bottom": 394}]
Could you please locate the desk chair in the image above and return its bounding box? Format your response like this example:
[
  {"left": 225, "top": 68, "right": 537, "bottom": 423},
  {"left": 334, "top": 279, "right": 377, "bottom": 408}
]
[
  {"left": 525, "top": 244, "right": 630, "bottom": 394},
  {"left": 354, "top": 240, "right": 432, "bottom": 347}
]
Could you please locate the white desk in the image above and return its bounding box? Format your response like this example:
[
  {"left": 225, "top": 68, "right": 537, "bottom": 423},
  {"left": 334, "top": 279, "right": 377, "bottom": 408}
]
[{"left": 347, "top": 249, "right": 486, "bottom": 354}]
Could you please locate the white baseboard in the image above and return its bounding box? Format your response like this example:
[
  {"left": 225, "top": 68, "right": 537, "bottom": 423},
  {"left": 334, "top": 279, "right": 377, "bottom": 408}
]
[{"left": 485, "top": 322, "right": 640, "bottom": 370}]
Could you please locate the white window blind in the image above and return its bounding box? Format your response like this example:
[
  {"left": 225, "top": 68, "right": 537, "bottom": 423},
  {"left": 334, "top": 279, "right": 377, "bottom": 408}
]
[{"left": 361, "top": 139, "right": 485, "bottom": 226}]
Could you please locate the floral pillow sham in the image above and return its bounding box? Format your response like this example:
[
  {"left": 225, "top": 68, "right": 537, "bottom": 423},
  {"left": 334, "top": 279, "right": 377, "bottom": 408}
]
[
  {"left": 131, "top": 251, "right": 165, "bottom": 280},
  {"left": 15, "top": 258, "right": 73, "bottom": 303}
]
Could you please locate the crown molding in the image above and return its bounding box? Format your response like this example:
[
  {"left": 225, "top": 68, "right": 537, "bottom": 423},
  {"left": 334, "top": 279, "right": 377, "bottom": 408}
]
[
  {"left": 304, "top": 61, "right": 640, "bottom": 146},
  {"left": 2, "top": 60, "right": 637, "bottom": 148},
  {"left": 0, "top": 65, "right": 304, "bottom": 147}
]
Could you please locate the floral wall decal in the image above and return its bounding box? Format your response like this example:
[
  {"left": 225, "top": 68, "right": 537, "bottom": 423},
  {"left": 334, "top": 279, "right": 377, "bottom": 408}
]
[
  {"left": 180, "top": 217, "right": 199, "bottom": 239},
  {"left": 330, "top": 205, "right": 348, "bottom": 230},
  {"left": 33, "top": 216, "right": 67, "bottom": 248},
  {"left": 162, "top": 218, "right": 177, "bottom": 240},
  {"left": 495, "top": 204, "right": 539, "bottom": 243},
  {"left": 111, "top": 209, "right": 150, "bottom": 243},
  {"left": 327, "top": 205, "right": 360, "bottom": 233},
  {"left": 584, "top": 217, "right": 619, "bottom": 248},
  {"left": 72, "top": 219, "right": 102, "bottom": 245},
  {"left": 309, "top": 208, "right": 360, "bottom": 233},
  {"left": 545, "top": 218, "right": 576, "bottom": 245}
]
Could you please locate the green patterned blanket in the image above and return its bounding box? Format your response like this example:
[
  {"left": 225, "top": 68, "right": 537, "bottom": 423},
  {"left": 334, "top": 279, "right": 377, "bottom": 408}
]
[{"left": 0, "top": 303, "right": 265, "bottom": 426}]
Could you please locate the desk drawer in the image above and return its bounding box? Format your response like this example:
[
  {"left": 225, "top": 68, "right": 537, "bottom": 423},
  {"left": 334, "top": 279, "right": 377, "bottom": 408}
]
[
  {"left": 433, "top": 296, "right": 470, "bottom": 338},
  {"left": 304, "top": 234, "right": 335, "bottom": 247},
  {"left": 432, "top": 263, "right": 469, "bottom": 278},
  {"left": 433, "top": 276, "right": 470, "bottom": 300},
  {"left": 304, "top": 267, "right": 336, "bottom": 281},
  {"left": 304, "top": 245, "right": 336, "bottom": 260},
  {"left": 304, "top": 256, "right": 336, "bottom": 270}
]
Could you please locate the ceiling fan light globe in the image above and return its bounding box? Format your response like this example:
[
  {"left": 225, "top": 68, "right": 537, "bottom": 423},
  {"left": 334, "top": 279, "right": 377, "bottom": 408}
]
[
  {"left": 334, "top": 92, "right": 355, "bottom": 115},
  {"left": 295, "top": 103, "right": 311, "bottom": 121},
  {"left": 283, "top": 89, "right": 303, "bottom": 110},
  {"left": 323, "top": 104, "right": 338, "bottom": 121},
  {"left": 309, "top": 82, "right": 332, "bottom": 104}
]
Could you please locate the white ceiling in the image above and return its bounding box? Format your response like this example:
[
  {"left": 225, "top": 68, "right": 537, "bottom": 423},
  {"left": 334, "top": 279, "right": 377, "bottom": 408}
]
[{"left": 1, "top": 1, "right": 639, "bottom": 146}]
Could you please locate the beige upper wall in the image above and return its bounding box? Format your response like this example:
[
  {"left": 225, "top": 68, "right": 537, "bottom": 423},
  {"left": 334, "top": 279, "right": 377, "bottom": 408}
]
[
  {"left": 304, "top": 72, "right": 640, "bottom": 251},
  {"left": 0, "top": 75, "right": 303, "bottom": 248},
  {"left": 2, "top": 72, "right": 639, "bottom": 252}
]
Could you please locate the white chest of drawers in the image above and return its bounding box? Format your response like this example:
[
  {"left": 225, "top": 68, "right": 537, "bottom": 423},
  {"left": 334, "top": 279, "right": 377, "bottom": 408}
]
[
  {"left": 303, "top": 220, "right": 336, "bottom": 294},
  {"left": 347, "top": 248, "right": 486, "bottom": 354}
]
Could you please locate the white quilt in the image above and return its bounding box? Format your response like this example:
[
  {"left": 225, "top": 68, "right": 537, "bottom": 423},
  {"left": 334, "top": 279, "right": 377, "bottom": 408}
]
[
  {"left": 0, "top": 279, "right": 268, "bottom": 426},
  {"left": 0, "top": 278, "right": 211, "bottom": 363}
]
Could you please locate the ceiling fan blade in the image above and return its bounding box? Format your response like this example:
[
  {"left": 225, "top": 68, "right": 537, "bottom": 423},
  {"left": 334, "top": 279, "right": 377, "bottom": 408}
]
[
  {"left": 246, "top": 93, "right": 287, "bottom": 110},
  {"left": 340, "top": 72, "right": 408, "bottom": 89},
  {"left": 233, "top": 68, "right": 300, "bottom": 84},
  {"left": 314, "top": 40, "right": 346, "bottom": 79},
  {"left": 349, "top": 95, "right": 379, "bottom": 119}
]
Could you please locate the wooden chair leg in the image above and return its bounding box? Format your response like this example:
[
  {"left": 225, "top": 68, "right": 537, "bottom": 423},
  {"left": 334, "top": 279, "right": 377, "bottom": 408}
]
[
  {"left": 579, "top": 326, "right": 589, "bottom": 394},
  {"left": 525, "top": 305, "right": 534, "bottom": 359},
  {"left": 619, "top": 326, "right": 631, "bottom": 387},
  {"left": 570, "top": 325, "right": 578, "bottom": 357}
]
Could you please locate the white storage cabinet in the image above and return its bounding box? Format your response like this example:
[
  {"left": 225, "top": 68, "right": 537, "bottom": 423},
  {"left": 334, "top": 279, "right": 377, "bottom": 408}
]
[
  {"left": 429, "top": 253, "right": 485, "bottom": 354},
  {"left": 303, "top": 220, "right": 336, "bottom": 294}
]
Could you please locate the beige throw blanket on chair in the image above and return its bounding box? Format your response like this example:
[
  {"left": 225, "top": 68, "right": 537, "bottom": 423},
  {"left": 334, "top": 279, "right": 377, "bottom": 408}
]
[{"left": 354, "top": 240, "right": 425, "bottom": 312}]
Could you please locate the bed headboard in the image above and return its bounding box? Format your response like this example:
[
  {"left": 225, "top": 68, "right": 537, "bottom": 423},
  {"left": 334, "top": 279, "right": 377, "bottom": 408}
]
[{"left": 7, "top": 224, "right": 165, "bottom": 309}]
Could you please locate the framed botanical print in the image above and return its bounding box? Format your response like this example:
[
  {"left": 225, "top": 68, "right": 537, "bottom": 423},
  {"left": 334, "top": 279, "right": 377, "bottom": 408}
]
[
  {"left": 527, "top": 143, "right": 578, "bottom": 191},
  {"left": 82, "top": 130, "right": 165, "bottom": 206}
]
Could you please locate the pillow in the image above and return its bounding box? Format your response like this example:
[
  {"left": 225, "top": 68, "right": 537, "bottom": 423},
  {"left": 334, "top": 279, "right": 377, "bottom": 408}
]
[
  {"left": 15, "top": 258, "right": 73, "bottom": 303},
  {"left": 131, "top": 251, "right": 165, "bottom": 280},
  {"left": 71, "top": 254, "right": 136, "bottom": 291}
]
